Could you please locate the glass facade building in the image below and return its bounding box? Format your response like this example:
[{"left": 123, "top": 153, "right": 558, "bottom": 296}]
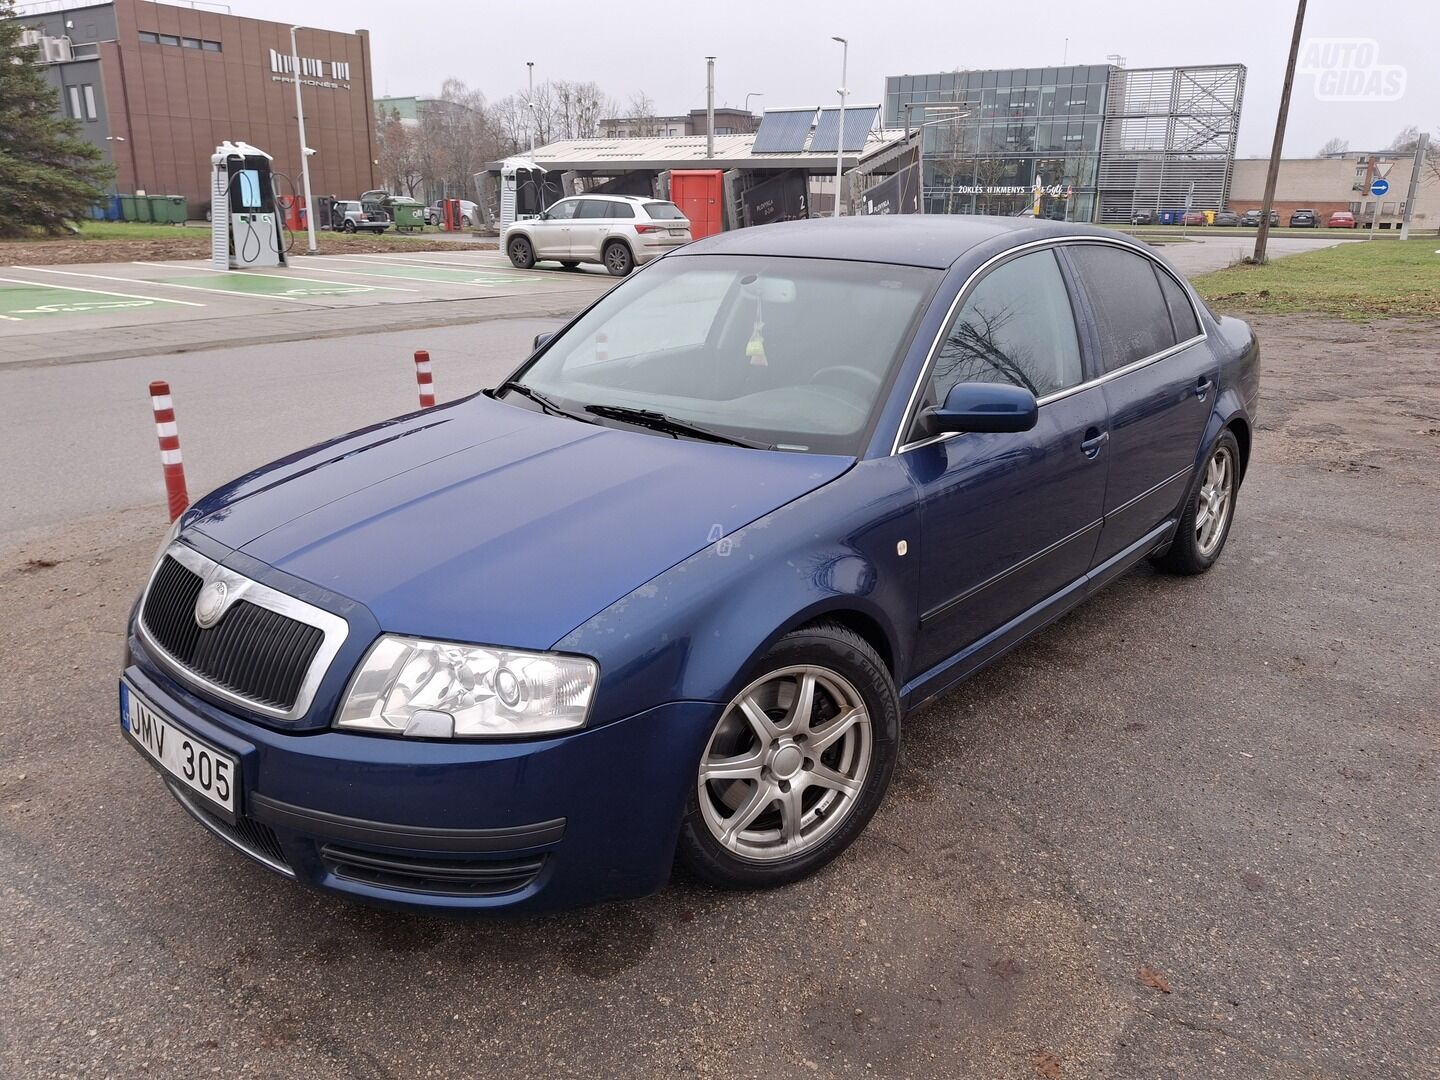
[{"left": 884, "top": 66, "right": 1113, "bottom": 222}]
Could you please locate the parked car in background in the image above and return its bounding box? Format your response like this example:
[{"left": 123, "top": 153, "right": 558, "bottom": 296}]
[
  {"left": 1327, "top": 211, "right": 1358, "bottom": 228},
  {"left": 119, "top": 216, "right": 1258, "bottom": 913},
  {"left": 422, "top": 199, "right": 479, "bottom": 228},
  {"left": 505, "top": 194, "right": 692, "bottom": 276},
  {"left": 1213, "top": 210, "right": 1241, "bottom": 227},
  {"left": 1131, "top": 210, "right": 1154, "bottom": 225},
  {"left": 1240, "top": 209, "right": 1280, "bottom": 227},
  {"left": 335, "top": 200, "right": 389, "bottom": 233},
  {"left": 424, "top": 204, "right": 442, "bottom": 226},
  {"left": 1289, "top": 209, "right": 1319, "bottom": 227},
  {"left": 1182, "top": 211, "right": 1207, "bottom": 226}
]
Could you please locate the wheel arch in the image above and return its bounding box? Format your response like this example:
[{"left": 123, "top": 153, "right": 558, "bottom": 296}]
[{"left": 1226, "top": 415, "right": 1252, "bottom": 482}]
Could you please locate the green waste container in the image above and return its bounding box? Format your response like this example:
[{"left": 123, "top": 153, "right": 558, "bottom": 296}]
[
  {"left": 165, "top": 195, "right": 188, "bottom": 222},
  {"left": 147, "top": 195, "right": 173, "bottom": 222},
  {"left": 119, "top": 194, "right": 140, "bottom": 221},
  {"left": 390, "top": 199, "right": 426, "bottom": 231}
]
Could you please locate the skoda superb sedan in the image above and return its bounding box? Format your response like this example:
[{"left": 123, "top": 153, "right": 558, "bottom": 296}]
[{"left": 121, "top": 216, "right": 1259, "bottom": 913}]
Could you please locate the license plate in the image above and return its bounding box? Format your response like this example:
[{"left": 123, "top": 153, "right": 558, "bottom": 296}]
[{"left": 121, "top": 681, "right": 238, "bottom": 818}]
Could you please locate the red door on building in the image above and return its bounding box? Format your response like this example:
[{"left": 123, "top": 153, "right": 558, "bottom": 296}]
[{"left": 670, "top": 170, "right": 724, "bottom": 238}]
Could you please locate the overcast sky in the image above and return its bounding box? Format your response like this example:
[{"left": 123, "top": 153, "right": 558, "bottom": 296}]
[{"left": 248, "top": 0, "right": 1436, "bottom": 158}]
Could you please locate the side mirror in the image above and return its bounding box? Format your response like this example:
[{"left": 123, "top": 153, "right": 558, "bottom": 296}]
[
  {"left": 921, "top": 382, "right": 1039, "bottom": 435},
  {"left": 532, "top": 332, "right": 555, "bottom": 351},
  {"left": 537, "top": 210, "right": 551, "bottom": 221}
]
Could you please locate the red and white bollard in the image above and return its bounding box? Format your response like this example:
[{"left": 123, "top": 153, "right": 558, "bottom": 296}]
[
  {"left": 149, "top": 380, "right": 189, "bottom": 522},
  {"left": 413, "top": 349, "right": 436, "bottom": 409}
]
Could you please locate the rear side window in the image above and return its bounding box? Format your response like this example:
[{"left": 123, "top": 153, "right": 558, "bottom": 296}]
[
  {"left": 1067, "top": 245, "right": 1175, "bottom": 372},
  {"left": 1156, "top": 269, "right": 1200, "bottom": 342},
  {"left": 643, "top": 201, "right": 686, "bottom": 220},
  {"left": 606, "top": 202, "right": 635, "bottom": 219},
  {"left": 925, "top": 248, "right": 1083, "bottom": 406}
]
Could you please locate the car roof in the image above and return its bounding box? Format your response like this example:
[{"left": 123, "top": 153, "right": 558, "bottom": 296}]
[{"left": 675, "top": 215, "right": 1138, "bottom": 270}]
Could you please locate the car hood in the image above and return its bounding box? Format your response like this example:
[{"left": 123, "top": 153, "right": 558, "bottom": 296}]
[{"left": 188, "top": 394, "right": 852, "bottom": 649}]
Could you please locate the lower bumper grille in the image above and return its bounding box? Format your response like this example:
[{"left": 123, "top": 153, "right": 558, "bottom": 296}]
[
  {"left": 166, "top": 781, "right": 293, "bottom": 877},
  {"left": 320, "top": 844, "right": 544, "bottom": 897}
]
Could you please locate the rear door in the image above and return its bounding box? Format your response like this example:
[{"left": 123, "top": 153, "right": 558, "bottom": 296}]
[
  {"left": 1064, "top": 242, "right": 1215, "bottom": 568},
  {"left": 568, "top": 199, "right": 619, "bottom": 260},
  {"left": 904, "top": 246, "right": 1109, "bottom": 675}
]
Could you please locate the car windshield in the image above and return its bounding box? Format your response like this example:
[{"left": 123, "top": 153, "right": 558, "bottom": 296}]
[{"left": 510, "top": 254, "right": 939, "bottom": 455}]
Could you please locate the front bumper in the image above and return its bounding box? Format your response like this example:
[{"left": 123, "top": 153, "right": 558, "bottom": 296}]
[{"left": 122, "top": 642, "right": 719, "bottom": 913}]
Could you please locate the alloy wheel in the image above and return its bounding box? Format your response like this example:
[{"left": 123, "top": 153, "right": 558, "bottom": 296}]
[
  {"left": 697, "top": 665, "right": 873, "bottom": 862},
  {"left": 1195, "top": 444, "right": 1234, "bottom": 557}
]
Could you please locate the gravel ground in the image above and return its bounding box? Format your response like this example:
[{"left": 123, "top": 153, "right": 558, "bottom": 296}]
[{"left": 0, "top": 315, "right": 1436, "bottom": 1079}]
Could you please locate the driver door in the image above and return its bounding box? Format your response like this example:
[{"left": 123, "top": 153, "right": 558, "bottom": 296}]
[
  {"left": 532, "top": 198, "right": 578, "bottom": 258},
  {"left": 902, "top": 247, "right": 1110, "bottom": 675}
]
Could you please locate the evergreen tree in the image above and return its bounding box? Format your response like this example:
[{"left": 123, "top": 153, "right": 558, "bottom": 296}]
[{"left": 0, "top": 0, "right": 113, "bottom": 237}]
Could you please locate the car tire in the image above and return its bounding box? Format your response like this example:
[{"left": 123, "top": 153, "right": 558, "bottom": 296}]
[
  {"left": 676, "top": 622, "right": 900, "bottom": 890},
  {"left": 602, "top": 241, "right": 633, "bottom": 277},
  {"left": 1151, "top": 429, "right": 1242, "bottom": 576},
  {"left": 507, "top": 235, "right": 536, "bottom": 270},
  {"left": 342, "top": 220, "right": 356, "bottom": 233},
  {"left": 462, "top": 215, "right": 473, "bottom": 228}
]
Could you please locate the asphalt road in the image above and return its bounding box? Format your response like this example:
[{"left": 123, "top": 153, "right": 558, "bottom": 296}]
[{"left": 1, "top": 313, "right": 1436, "bottom": 1079}]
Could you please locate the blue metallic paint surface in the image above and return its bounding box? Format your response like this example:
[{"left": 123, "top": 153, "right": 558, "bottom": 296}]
[{"left": 123, "top": 218, "right": 1260, "bottom": 912}]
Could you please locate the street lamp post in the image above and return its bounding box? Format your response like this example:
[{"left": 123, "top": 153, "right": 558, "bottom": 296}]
[
  {"left": 527, "top": 61, "right": 536, "bottom": 154},
  {"left": 290, "top": 24, "right": 317, "bottom": 254},
  {"left": 831, "top": 36, "right": 847, "bottom": 218},
  {"left": 744, "top": 92, "right": 763, "bottom": 119}
]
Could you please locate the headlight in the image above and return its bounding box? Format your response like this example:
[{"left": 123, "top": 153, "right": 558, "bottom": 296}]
[
  {"left": 153, "top": 515, "right": 182, "bottom": 567},
  {"left": 335, "top": 634, "right": 598, "bottom": 739}
]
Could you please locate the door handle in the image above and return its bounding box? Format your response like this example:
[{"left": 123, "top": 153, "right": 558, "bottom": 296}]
[
  {"left": 1195, "top": 376, "right": 1213, "bottom": 399},
  {"left": 1081, "top": 430, "right": 1109, "bottom": 458}
]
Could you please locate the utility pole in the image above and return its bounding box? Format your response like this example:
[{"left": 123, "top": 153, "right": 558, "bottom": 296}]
[
  {"left": 1254, "top": 0, "right": 1308, "bottom": 264},
  {"left": 1400, "top": 133, "right": 1428, "bottom": 241},
  {"left": 527, "top": 61, "right": 536, "bottom": 154},
  {"left": 289, "top": 25, "right": 317, "bottom": 255},
  {"left": 706, "top": 57, "right": 715, "bottom": 159},
  {"left": 832, "top": 36, "right": 848, "bottom": 218}
]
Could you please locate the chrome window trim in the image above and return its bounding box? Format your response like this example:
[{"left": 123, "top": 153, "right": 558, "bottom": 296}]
[
  {"left": 891, "top": 234, "right": 1210, "bottom": 456},
  {"left": 137, "top": 541, "right": 349, "bottom": 722}
]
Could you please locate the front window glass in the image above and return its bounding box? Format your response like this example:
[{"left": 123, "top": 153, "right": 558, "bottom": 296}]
[
  {"left": 923, "top": 249, "right": 1082, "bottom": 410},
  {"left": 544, "top": 200, "right": 578, "bottom": 221},
  {"left": 512, "top": 255, "right": 938, "bottom": 455}
]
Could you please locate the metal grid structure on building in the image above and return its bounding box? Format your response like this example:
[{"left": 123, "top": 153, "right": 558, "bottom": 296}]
[{"left": 1096, "top": 64, "right": 1246, "bottom": 223}]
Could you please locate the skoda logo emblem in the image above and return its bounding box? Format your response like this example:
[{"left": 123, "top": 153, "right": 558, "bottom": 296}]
[{"left": 194, "top": 580, "right": 229, "bottom": 628}]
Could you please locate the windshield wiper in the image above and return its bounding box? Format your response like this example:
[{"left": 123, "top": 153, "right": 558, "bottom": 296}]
[
  {"left": 583, "top": 404, "right": 773, "bottom": 450},
  {"left": 494, "top": 381, "right": 594, "bottom": 424}
]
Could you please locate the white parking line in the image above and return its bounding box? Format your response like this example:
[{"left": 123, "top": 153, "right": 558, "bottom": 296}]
[
  {"left": 2, "top": 272, "right": 206, "bottom": 307},
  {"left": 289, "top": 260, "right": 532, "bottom": 288},
  {"left": 159, "top": 263, "right": 419, "bottom": 292},
  {"left": 20, "top": 265, "right": 322, "bottom": 305}
]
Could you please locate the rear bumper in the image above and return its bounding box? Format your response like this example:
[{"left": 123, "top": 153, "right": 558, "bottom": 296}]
[{"left": 121, "top": 644, "right": 719, "bottom": 913}]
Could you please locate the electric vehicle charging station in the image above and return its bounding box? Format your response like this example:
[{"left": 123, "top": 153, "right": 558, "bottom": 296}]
[{"left": 210, "top": 141, "right": 288, "bottom": 270}]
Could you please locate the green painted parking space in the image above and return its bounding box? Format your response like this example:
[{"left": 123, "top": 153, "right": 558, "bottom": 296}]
[
  {"left": 318, "top": 262, "right": 545, "bottom": 286},
  {"left": 144, "top": 272, "right": 380, "bottom": 298},
  {"left": 0, "top": 283, "right": 175, "bottom": 320}
]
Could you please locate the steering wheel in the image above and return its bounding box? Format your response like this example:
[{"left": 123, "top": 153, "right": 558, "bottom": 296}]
[{"left": 811, "top": 365, "right": 884, "bottom": 398}]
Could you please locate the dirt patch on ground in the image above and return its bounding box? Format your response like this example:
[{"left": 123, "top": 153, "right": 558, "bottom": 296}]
[
  {"left": 1234, "top": 312, "right": 1440, "bottom": 483},
  {"left": 0, "top": 232, "right": 498, "bottom": 266}
]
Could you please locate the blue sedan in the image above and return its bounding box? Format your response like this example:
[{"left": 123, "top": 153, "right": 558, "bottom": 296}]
[{"left": 121, "top": 216, "right": 1259, "bottom": 912}]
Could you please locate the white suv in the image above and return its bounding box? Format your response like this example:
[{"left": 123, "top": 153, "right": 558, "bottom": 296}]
[{"left": 503, "top": 195, "right": 692, "bottom": 276}]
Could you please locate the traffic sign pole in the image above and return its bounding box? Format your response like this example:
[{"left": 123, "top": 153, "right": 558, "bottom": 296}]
[{"left": 1368, "top": 177, "right": 1389, "bottom": 241}]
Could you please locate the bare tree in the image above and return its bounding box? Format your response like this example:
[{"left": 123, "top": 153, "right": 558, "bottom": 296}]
[
  {"left": 1316, "top": 136, "right": 1348, "bottom": 156},
  {"left": 375, "top": 109, "right": 423, "bottom": 197},
  {"left": 625, "top": 91, "right": 660, "bottom": 137}
]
